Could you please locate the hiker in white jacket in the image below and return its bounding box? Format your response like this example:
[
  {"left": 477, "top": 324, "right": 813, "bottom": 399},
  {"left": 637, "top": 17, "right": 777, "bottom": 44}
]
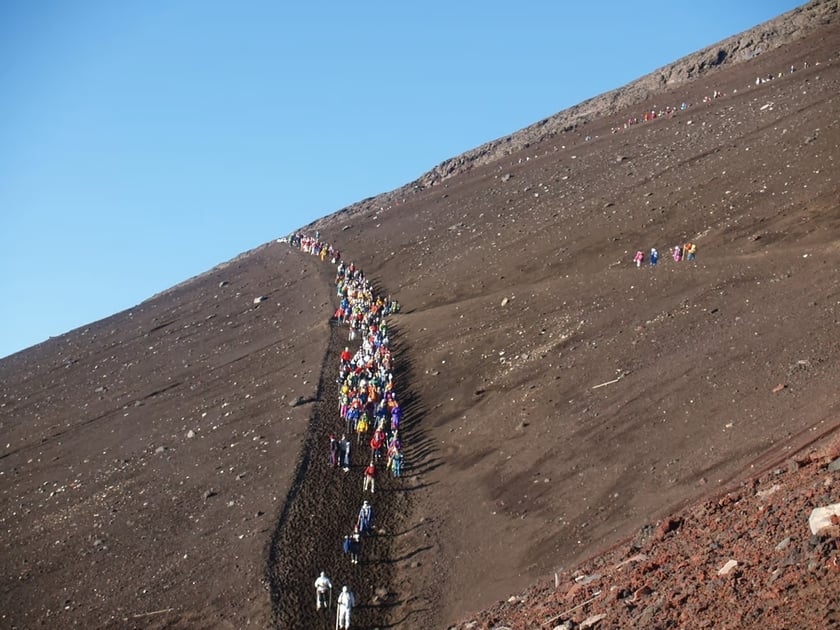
[
  {"left": 314, "top": 571, "right": 332, "bottom": 610},
  {"left": 336, "top": 585, "right": 355, "bottom": 629}
]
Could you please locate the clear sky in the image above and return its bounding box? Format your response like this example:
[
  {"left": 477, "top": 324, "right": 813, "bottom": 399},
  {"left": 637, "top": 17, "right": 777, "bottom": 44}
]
[{"left": 0, "top": 1, "right": 804, "bottom": 359}]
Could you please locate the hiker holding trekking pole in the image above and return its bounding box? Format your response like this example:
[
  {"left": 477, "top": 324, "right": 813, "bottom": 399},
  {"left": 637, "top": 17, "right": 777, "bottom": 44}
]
[{"left": 336, "top": 585, "right": 355, "bottom": 629}]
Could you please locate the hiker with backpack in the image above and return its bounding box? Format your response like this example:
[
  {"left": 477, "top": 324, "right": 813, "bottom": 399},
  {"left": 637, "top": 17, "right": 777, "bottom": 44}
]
[
  {"left": 633, "top": 250, "right": 644, "bottom": 267},
  {"left": 357, "top": 500, "right": 374, "bottom": 534},
  {"left": 339, "top": 434, "right": 351, "bottom": 471},
  {"left": 363, "top": 461, "right": 376, "bottom": 494},
  {"left": 343, "top": 530, "right": 361, "bottom": 564},
  {"left": 329, "top": 434, "right": 339, "bottom": 468},
  {"left": 336, "top": 585, "right": 355, "bottom": 629},
  {"left": 314, "top": 571, "right": 332, "bottom": 611},
  {"left": 390, "top": 449, "right": 403, "bottom": 478},
  {"left": 370, "top": 428, "right": 386, "bottom": 462}
]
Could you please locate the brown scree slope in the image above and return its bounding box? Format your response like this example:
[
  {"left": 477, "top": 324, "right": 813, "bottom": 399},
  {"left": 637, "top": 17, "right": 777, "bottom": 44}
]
[{"left": 1, "top": 1, "right": 839, "bottom": 628}]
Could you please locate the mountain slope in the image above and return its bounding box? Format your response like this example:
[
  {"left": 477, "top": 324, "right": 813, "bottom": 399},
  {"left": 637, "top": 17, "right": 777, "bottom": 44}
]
[{"left": 1, "top": 2, "right": 838, "bottom": 628}]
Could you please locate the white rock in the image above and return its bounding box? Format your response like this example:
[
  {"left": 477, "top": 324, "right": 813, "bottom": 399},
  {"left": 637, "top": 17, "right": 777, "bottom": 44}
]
[
  {"left": 756, "top": 484, "right": 781, "bottom": 499},
  {"left": 186, "top": 430, "right": 195, "bottom": 439},
  {"left": 808, "top": 503, "right": 840, "bottom": 535},
  {"left": 574, "top": 573, "right": 601, "bottom": 585},
  {"left": 717, "top": 559, "right": 738, "bottom": 575},
  {"left": 580, "top": 613, "right": 607, "bottom": 628}
]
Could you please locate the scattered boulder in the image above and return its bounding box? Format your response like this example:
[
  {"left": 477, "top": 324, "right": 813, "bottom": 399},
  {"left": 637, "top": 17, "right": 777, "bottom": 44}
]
[
  {"left": 580, "top": 613, "right": 607, "bottom": 628},
  {"left": 655, "top": 517, "right": 683, "bottom": 541},
  {"left": 808, "top": 503, "right": 840, "bottom": 536}
]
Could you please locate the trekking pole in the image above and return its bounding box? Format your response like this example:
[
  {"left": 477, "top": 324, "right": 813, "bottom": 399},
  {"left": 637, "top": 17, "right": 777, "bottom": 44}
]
[
  {"left": 335, "top": 604, "right": 340, "bottom": 630},
  {"left": 329, "top": 585, "right": 333, "bottom": 609}
]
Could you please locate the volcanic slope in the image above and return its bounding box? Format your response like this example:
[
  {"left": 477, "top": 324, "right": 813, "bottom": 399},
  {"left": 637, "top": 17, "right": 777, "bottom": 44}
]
[
  {"left": 309, "top": 15, "right": 840, "bottom": 626},
  {"left": 0, "top": 243, "right": 335, "bottom": 628},
  {"left": 1, "top": 4, "right": 839, "bottom": 630}
]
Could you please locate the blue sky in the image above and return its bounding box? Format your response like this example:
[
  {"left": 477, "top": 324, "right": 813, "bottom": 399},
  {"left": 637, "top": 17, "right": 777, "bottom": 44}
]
[{"left": 0, "top": 1, "right": 803, "bottom": 358}]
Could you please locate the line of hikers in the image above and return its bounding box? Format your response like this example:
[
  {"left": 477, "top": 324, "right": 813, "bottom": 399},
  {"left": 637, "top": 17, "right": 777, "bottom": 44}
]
[
  {"left": 291, "top": 230, "right": 406, "bottom": 629},
  {"left": 633, "top": 242, "right": 697, "bottom": 267},
  {"left": 612, "top": 62, "right": 811, "bottom": 136}
]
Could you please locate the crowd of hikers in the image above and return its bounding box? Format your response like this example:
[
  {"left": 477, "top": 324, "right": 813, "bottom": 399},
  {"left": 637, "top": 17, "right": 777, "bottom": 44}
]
[
  {"left": 633, "top": 242, "right": 697, "bottom": 267},
  {"left": 290, "top": 230, "right": 403, "bottom": 629}
]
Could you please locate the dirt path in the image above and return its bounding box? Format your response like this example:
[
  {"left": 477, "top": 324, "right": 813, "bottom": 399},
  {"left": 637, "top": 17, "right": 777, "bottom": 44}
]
[{"left": 266, "top": 260, "right": 414, "bottom": 629}]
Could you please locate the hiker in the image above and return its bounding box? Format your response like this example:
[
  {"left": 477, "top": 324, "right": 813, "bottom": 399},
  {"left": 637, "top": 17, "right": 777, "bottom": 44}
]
[
  {"left": 355, "top": 413, "right": 369, "bottom": 443},
  {"left": 363, "top": 461, "right": 376, "bottom": 493},
  {"left": 387, "top": 431, "right": 401, "bottom": 454},
  {"left": 314, "top": 571, "right": 332, "bottom": 610},
  {"left": 370, "top": 428, "right": 385, "bottom": 461},
  {"left": 336, "top": 585, "right": 355, "bottom": 629},
  {"left": 633, "top": 250, "right": 644, "bottom": 268},
  {"left": 343, "top": 529, "right": 361, "bottom": 564},
  {"left": 649, "top": 248, "right": 659, "bottom": 266},
  {"left": 343, "top": 530, "right": 361, "bottom": 564},
  {"left": 329, "top": 434, "right": 339, "bottom": 468},
  {"left": 687, "top": 242, "right": 697, "bottom": 261},
  {"left": 340, "top": 434, "right": 351, "bottom": 471},
  {"left": 391, "top": 450, "right": 403, "bottom": 478},
  {"left": 673, "top": 246, "right": 682, "bottom": 262},
  {"left": 357, "top": 500, "right": 374, "bottom": 534}
]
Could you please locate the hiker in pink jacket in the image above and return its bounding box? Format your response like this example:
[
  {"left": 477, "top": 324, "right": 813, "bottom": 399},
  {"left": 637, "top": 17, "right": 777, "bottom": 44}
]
[{"left": 633, "top": 250, "right": 644, "bottom": 268}]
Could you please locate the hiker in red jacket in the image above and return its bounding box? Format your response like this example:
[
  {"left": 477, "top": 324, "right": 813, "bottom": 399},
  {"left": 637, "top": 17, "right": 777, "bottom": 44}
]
[
  {"left": 363, "top": 461, "right": 376, "bottom": 493},
  {"left": 369, "top": 428, "right": 385, "bottom": 462}
]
